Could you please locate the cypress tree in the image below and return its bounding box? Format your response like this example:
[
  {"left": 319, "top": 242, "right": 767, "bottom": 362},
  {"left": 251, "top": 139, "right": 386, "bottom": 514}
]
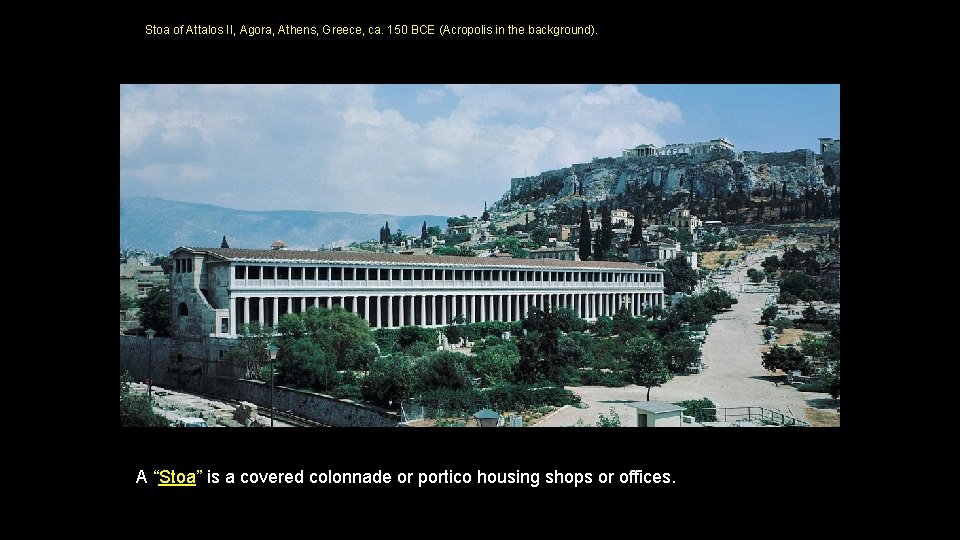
[
  {"left": 579, "top": 202, "right": 591, "bottom": 261},
  {"left": 630, "top": 206, "right": 644, "bottom": 245}
]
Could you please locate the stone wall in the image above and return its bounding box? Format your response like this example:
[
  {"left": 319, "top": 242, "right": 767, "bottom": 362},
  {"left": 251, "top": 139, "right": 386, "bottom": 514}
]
[
  {"left": 119, "top": 335, "right": 399, "bottom": 427},
  {"left": 741, "top": 149, "right": 815, "bottom": 167},
  {"left": 234, "top": 380, "right": 399, "bottom": 427}
]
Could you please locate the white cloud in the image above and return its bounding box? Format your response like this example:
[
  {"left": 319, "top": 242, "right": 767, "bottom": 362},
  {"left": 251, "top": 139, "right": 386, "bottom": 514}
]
[{"left": 119, "top": 84, "right": 682, "bottom": 216}]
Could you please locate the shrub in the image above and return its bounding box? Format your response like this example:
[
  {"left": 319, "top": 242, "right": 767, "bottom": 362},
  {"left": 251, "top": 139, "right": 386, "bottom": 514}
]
[
  {"left": 596, "top": 408, "right": 621, "bottom": 427},
  {"left": 579, "top": 369, "right": 628, "bottom": 387},
  {"left": 674, "top": 398, "right": 717, "bottom": 422},
  {"left": 796, "top": 381, "right": 828, "bottom": 392},
  {"left": 760, "top": 304, "right": 778, "bottom": 325},
  {"left": 778, "top": 292, "right": 799, "bottom": 304},
  {"left": 762, "top": 327, "right": 776, "bottom": 342},
  {"left": 120, "top": 371, "right": 168, "bottom": 427},
  {"left": 800, "top": 288, "right": 821, "bottom": 302},
  {"left": 411, "top": 351, "right": 471, "bottom": 393},
  {"left": 773, "top": 317, "right": 793, "bottom": 332},
  {"left": 332, "top": 384, "right": 362, "bottom": 400},
  {"left": 360, "top": 354, "right": 413, "bottom": 408}
]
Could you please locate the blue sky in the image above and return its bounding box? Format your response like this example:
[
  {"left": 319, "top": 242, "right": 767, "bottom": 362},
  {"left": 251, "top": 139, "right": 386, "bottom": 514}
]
[{"left": 120, "top": 84, "right": 839, "bottom": 216}]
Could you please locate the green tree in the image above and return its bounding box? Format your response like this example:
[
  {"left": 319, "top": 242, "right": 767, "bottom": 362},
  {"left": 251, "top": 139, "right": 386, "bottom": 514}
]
[
  {"left": 344, "top": 341, "right": 380, "bottom": 371},
  {"left": 397, "top": 325, "right": 437, "bottom": 350},
  {"left": 630, "top": 206, "right": 644, "bottom": 245},
  {"left": 516, "top": 306, "right": 567, "bottom": 383},
  {"left": 554, "top": 306, "right": 587, "bottom": 332},
  {"left": 138, "top": 285, "right": 171, "bottom": 336},
  {"left": 579, "top": 202, "right": 591, "bottom": 261},
  {"left": 612, "top": 307, "right": 645, "bottom": 337},
  {"left": 421, "top": 221, "right": 428, "bottom": 240},
  {"left": 800, "top": 333, "right": 827, "bottom": 358},
  {"left": 277, "top": 337, "right": 335, "bottom": 390},
  {"left": 760, "top": 304, "right": 779, "bottom": 325},
  {"left": 747, "top": 268, "right": 765, "bottom": 283},
  {"left": 361, "top": 354, "right": 413, "bottom": 408},
  {"left": 761, "top": 345, "right": 807, "bottom": 374},
  {"left": 700, "top": 287, "right": 737, "bottom": 312},
  {"left": 663, "top": 255, "right": 698, "bottom": 295},
  {"left": 497, "top": 236, "right": 530, "bottom": 258},
  {"left": 780, "top": 271, "right": 818, "bottom": 299},
  {"left": 120, "top": 371, "right": 168, "bottom": 427},
  {"left": 468, "top": 343, "right": 519, "bottom": 386},
  {"left": 662, "top": 332, "right": 702, "bottom": 373},
  {"left": 625, "top": 335, "right": 671, "bottom": 400},
  {"left": 821, "top": 360, "right": 840, "bottom": 399},
  {"left": 379, "top": 221, "right": 391, "bottom": 244},
  {"left": 411, "top": 351, "right": 471, "bottom": 392},
  {"left": 120, "top": 291, "right": 137, "bottom": 310},
  {"left": 223, "top": 322, "right": 274, "bottom": 380},
  {"left": 427, "top": 225, "right": 442, "bottom": 237},
  {"left": 594, "top": 205, "right": 612, "bottom": 260},
  {"left": 592, "top": 315, "right": 613, "bottom": 337},
  {"left": 589, "top": 338, "right": 626, "bottom": 370},
  {"left": 530, "top": 225, "right": 550, "bottom": 247},
  {"left": 277, "top": 312, "right": 307, "bottom": 338},
  {"left": 302, "top": 306, "right": 375, "bottom": 369}
]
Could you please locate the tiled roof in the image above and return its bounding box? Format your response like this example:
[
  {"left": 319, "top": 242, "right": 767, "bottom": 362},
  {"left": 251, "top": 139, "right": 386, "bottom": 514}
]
[{"left": 173, "top": 247, "right": 659, "bottom": 271}]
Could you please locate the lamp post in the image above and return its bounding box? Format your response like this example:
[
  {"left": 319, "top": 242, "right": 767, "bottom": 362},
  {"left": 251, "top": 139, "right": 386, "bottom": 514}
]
[
  {"left": 145, "top": 328, "right": 156, "bottom": 404},
  {"left": 265, "top": 344, "right": 279, "bottom": 427}
]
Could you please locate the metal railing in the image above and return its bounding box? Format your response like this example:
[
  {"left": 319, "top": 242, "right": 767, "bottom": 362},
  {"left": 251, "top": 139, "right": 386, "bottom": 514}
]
[{"left": 701, "top": 406, "right": 808, "bottom": 427}]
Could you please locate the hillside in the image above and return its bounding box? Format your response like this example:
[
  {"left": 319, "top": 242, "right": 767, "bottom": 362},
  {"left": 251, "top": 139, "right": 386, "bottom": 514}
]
[
  {"left": 495, "top": 148, "right": 839, "bottom": 214},
  {"left": 119, "top": 197, "right": 449, "bottom": 253}
]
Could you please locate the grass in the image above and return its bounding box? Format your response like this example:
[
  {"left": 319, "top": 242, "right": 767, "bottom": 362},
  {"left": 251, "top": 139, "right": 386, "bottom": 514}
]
[{"left": 804, "top": 407, "right": 840, "bottom": 427}]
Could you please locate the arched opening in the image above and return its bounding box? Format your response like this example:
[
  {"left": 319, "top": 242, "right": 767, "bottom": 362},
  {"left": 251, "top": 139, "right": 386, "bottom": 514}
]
[{"left": 178, "top": 302, "right": 188, "bottom": 317}]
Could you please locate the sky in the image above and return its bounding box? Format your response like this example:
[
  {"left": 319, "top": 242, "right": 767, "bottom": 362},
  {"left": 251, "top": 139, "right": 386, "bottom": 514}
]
[{"left": 119, "top": 84, "right": 840, "bottom": 216}]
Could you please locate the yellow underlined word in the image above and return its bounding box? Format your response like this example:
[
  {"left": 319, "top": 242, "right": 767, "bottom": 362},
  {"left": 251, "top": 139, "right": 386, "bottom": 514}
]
[{"left": 155, "top": 469, "right": 203, "bottom": 487}]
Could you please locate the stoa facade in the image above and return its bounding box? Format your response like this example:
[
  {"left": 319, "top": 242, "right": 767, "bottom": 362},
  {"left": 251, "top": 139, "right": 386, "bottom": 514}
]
[{"left": 170, "top": 247, "right": 665, "bottom": 339}]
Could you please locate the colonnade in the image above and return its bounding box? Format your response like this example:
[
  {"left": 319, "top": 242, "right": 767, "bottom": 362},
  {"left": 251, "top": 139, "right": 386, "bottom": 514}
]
[{"left": 229, "top": 291, "right": 664, "bottom": 333}]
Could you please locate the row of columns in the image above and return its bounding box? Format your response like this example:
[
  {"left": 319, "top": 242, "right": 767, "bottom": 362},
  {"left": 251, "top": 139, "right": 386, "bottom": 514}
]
[{"left": 229, "top": 292, "right": 664, "bottom": 334}]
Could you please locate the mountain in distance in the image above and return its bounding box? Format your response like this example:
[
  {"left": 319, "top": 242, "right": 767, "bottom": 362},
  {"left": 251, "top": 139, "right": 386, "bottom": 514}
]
[{"left": 120, "top": 197, "right": 450, "bottom": 253}]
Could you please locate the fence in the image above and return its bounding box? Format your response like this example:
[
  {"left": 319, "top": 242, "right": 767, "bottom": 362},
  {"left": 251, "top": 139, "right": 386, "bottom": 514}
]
[
  {"left": 702, "top": 406, "right": 808, "bottom": 427},
  {"left": 401, "top": 398, "right": 427, "bottom": 423}
]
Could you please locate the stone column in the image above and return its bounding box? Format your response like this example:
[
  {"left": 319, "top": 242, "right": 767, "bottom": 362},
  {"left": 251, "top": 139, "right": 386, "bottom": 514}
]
[
  {"left": 398, "top": 296, "right": 406, "bottom": 326},
  {"left": 272, "top": 296, "right": 279, "bottom": 328},
  {"left": 229, "top": 297, "right": 237, "bottom": 335},
  {"left": 387, "top": 296, "right": 394, "bottom": 328},
  {"left": 441, "top": 294, "right": 447, "bottom": 326},
  {"left": 480, "top": 295, "right": 487, "bottom": 322},
  {"left": 258, "top": 297, "right": 264, "bottom": 325},
  {"left": 420, "top": 295, "right": 427, "bottom": 327},
  {"left": 243, "top": 297, "right": 250, "bottom": 327}
]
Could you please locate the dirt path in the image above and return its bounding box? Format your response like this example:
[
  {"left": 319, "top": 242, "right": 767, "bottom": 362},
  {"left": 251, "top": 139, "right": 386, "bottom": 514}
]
[{"left": 536, "top": 240, "right": 839, "bottom": 427}]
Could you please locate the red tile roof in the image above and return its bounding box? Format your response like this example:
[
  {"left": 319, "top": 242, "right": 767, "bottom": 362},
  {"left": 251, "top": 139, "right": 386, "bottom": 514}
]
[{"left": 173, "top": 247, "right": 659, "bottom": 271}]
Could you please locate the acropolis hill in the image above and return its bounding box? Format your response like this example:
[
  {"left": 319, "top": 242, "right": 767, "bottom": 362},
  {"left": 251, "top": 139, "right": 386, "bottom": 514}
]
[{"left": 498, "top": 137, "right": 839, "bottom": 212}]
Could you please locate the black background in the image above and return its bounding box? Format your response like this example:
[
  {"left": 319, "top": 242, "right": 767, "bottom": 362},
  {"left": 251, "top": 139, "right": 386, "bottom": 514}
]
[{"left": 119, "top": 4, "right": 843, "bottom": 507}]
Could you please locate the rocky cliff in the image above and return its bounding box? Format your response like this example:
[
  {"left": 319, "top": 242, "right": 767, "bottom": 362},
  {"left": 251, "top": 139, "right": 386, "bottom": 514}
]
[{"left": 496, "top": 148, "right": 839, "bottom": 211}]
